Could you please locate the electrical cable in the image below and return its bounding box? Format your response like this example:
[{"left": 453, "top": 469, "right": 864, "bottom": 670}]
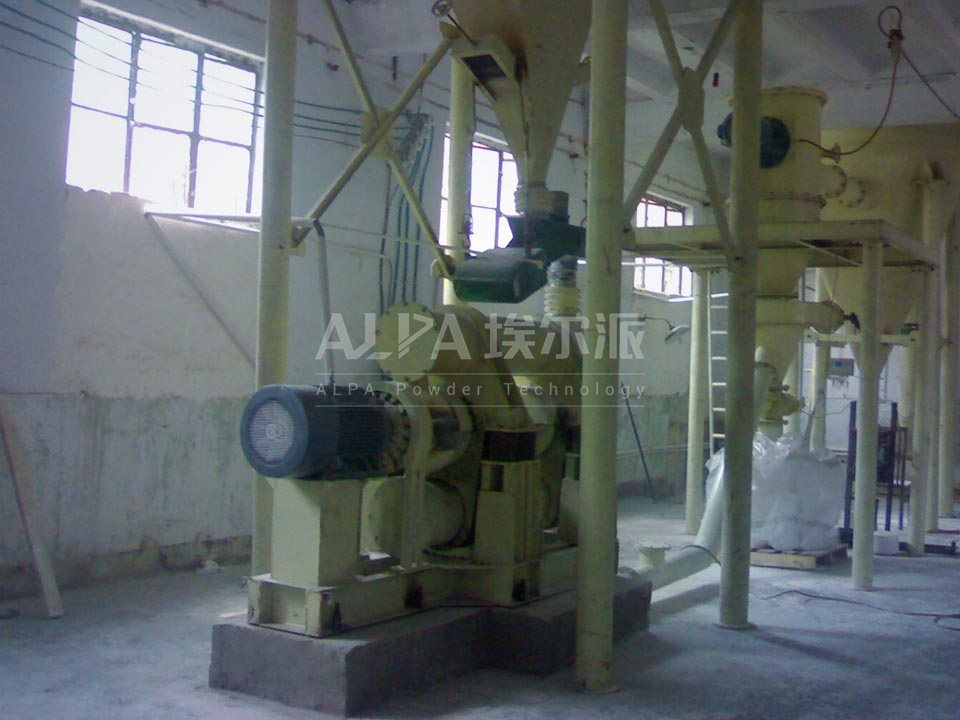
[
  {"left": 900, "top": 47, "right": 960, "bottom": 122},
  {"left": 754, "top": 588, "right": 960, "bottom": 632},
  {"left": 0, "top": 37, "right": 71, "bottom": 70},
  {"left": 15, "top": 2, "right": 371, "bottom": 124},
  {"left": 0, "top": 13, "right": 413, "bottom": 146},
  {"left": 795, "top": 6, "right": 902, "bottom": 159}
]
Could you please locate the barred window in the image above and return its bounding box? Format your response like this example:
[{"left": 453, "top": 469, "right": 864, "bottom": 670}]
[
  {"left": 634, "top": 197, "right": 692, "bottom": 297},
  {"left": 439, "top": 135, "right": 518, "bottom": 253},
  {"left": 65, "top": 10, "right": 260, "bottom": 212}
]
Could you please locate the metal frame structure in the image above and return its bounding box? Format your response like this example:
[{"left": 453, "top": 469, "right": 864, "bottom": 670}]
[{"left": 247, "top": 0, "right": 957, "bottom": 693}]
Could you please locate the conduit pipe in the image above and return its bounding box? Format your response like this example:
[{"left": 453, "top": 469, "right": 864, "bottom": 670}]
[
  {"left": 719, "top": 0, "right": 762, "bottom": 630},
  {"left": 685, "top": 270, "right": 709, "bottom": 533},
  {"left": 633, "top": 362, "right": 776, "bottom": 589},
  {"left": 252, "top": 0, "right": 297, "bottom": 575},
  {"left": 852, "top": 239, "right": 882, "bottom": 588},
  {"left": 575, "top": 0, "right": 627, "bottom": 693},
  {"left": 938, "top": 218, "right": 959, "bottom": 517},
  {"left": 442, "top": 59, "right": 475, "bottom": 305}
]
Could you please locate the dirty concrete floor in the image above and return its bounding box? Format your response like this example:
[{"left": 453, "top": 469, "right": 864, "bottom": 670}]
[{"left": 2, "top": 498, "right": 960, "bottom": 720}]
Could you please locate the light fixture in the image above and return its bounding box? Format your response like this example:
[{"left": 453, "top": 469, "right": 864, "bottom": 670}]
[{"left": 642, "top": 315, "right": 691, "bottom": 343}]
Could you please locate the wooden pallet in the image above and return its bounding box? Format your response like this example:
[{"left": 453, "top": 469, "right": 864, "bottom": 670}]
[{"left": 750, "top": 544, "right": 848, "bottom": 570}]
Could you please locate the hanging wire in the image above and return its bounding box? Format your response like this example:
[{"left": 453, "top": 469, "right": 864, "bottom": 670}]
[
  {"left": 0, "top": 8, "right": 424, "bottom": 146},
  {"left": 794, "top": 6, "right": 903, "bottom": 160},
  {"left": 900, "top": 47, "right": 960, "bottom": 122}
]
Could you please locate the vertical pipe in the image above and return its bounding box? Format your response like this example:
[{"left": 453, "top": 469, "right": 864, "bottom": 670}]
[
  {"left": 908, "top": 271, "right": 930, "bottom": 555},
  {"left": 576, "top": 0, "right": 627, "bottom": 692},
  {"left": 784, "top": 356, "right": 802, "bottom": 437},
  {"left": 810, "top": 270, "right": 830, "bottom": 453},
  {"left": 252, "top": 0, "right": 298, "bottom": 576},
  {"left": 443, "top": 60, "right": 475, "bottom": 305},
  {"left": 685, "top": 270, "right": 709, "bottom": 533},
  {"left": 939, "top": 218, "right": 958, "bottom": 517},
  {"left": 852, "top": 240, "right": 882, "bottom": 589},
  {"left": 718, "top": 0, "right": 762, "bottom": 630}
]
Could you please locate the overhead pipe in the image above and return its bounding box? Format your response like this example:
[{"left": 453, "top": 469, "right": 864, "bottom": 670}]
[
  {"left": 685, "top": 270, "right": 709, "bottom": 533},
  {"left": 252, "top": 0, "right": 298, "bottom": 575},
  {"left": 852, "top": 239, "right": 882, "bottom": 588},
  {"left": 442, "top": 59, "right": 475, "bottom": 305},
  {"left": 718, "top": 0, "right": 762, "bottom": 630},
  {"left": 575, "top": 0, "right": 628, "bottom": 693},
  {"left": 939, "top": 218, "right": 958, "bottom": 517}
]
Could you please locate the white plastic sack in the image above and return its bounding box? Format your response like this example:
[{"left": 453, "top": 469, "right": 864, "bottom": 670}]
[{"left": 705, "top": 433, "right": 845, "bottom": 551}]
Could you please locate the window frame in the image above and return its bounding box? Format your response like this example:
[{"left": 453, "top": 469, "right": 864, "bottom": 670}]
[
  {"left": 633, "top": 196, "right": 693, "bottom": 298},
  {"left": 439, "top": 132, "right": 518, "bottom": 253},
  {"left": 68, "top": 6, "right": 262, "bottom": 211}
]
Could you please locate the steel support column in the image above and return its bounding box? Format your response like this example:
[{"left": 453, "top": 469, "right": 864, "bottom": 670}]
[
  {"left": 909, "top": 270, "right": 931, "bottom": 554},
  {"left": 576, "top": 0, "right": 628, "bottom": 692},
  {"left": 685, "top": 270, "right": 709, "bottom": 533},
  {"left": 252, "top": 0, "right": 298, "bottom": 575},
  {"left": 718, "top": 0, "right": 762, "bottom": 630},
  {"left": 939, "top": 218, "right": 959, "bottom": 517},
  {"left": 852, "top": 240, "right": 882, "bottom": 589}
]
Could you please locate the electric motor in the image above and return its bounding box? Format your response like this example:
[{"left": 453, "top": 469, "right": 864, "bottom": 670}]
[{"left": 240, "top": 384, "right": 406, "bottom": 480}]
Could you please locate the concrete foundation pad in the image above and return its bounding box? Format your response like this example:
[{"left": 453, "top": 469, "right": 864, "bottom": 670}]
[{"left": 210, "top": 575, "right": 652, "bottom": 716}]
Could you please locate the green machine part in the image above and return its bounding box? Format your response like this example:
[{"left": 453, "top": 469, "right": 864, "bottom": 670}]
[{"left": 451, "top": 217, "right": 586, "bottom": 303}]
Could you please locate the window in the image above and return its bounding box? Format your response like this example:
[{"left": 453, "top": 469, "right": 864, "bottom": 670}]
[
  {"left": 65, "top": 11, "right": 260, "bottom": 212},
  {"left": 439, "top": 135, "right": 519, "bottom": 253},
  {"left": 634, "top": 197, "right": 692, "bottom": 297}
]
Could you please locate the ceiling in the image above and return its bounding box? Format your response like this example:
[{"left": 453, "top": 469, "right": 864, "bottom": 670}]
[{"left": 338, "top": 0, "right": 960, "bottom": 168}]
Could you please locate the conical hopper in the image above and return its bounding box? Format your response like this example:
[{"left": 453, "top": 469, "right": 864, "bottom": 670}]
[
  {"left": 756, "top": 248, "right": 813, "bottom": 383},
  {"left": 820, "top": 266, "right": 923, "bottom": 367},
  {"left": 451, "top": 0, "right": 591, "bottom": 188}
]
